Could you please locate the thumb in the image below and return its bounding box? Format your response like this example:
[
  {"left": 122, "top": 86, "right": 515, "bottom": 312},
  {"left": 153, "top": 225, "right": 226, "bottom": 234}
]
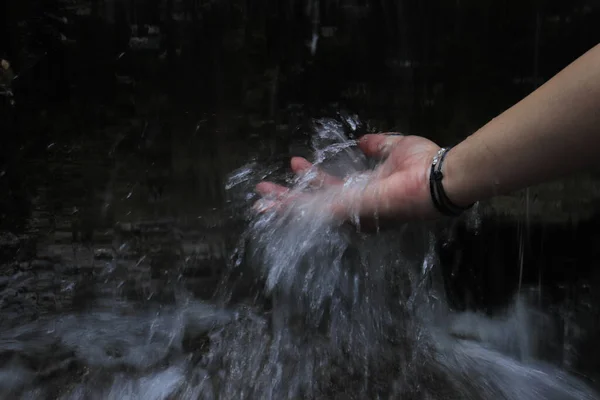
[{"left": 358, "top": 133, "right": 404, "bottom": 159}]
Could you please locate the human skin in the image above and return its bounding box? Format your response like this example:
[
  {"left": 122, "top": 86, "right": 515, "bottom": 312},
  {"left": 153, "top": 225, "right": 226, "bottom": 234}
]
[{"left": 256, "top": 43, "right": 600, "bottom": 222}]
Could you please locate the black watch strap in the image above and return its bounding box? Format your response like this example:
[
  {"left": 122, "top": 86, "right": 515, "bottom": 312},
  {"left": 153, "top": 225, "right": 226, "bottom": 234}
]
[{"left": 429, "top": 147, "right": 474, "bottom": 216}]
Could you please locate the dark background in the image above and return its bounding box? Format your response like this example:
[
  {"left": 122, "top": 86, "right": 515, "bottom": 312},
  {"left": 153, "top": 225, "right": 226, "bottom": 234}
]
[
  {"left": 1, "top": 0, "right": 600, "bottom": 376},
  {"left": 1, "top": 1, "right": 598, "bottom": 223},
  {"left": 1, "top": 0, "right": 598, "bottom": 226}
]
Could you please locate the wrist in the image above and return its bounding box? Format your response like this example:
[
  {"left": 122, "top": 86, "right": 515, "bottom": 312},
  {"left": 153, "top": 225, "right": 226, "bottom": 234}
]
[
  {"left": 440, "top": 146, "right": 477, "bottom": 208},
  {"left": 428, "top": 147, "right": 476, "bottom": 215}
]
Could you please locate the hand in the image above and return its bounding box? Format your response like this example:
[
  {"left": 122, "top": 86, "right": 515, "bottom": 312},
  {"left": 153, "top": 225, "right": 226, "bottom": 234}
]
[{"left": 255, "top": 133, "right": 442, "bottom": 224}]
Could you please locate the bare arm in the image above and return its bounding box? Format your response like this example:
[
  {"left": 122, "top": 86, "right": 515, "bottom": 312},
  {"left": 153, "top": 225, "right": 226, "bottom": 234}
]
[
  {"left": 257, "top": 44, "right": 600, "bottom": 223},
  {"left": 444, "top": 43, "right": 600, "bottom": 208}
]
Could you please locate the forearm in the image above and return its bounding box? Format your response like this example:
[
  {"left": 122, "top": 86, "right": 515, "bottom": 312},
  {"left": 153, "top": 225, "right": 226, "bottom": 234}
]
[{"left": 444, "top": 44, "right": 600, "bottom": 207}]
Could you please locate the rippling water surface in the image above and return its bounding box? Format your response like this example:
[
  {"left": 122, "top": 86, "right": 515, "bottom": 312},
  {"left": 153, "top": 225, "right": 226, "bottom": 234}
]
[{"left": 0, "top": 117, "right": 597, "bottom": 399}]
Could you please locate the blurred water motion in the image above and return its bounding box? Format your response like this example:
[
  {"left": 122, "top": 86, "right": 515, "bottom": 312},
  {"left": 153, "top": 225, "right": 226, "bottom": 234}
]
[
  {"left": 0, "top": 118, "right": 597, "bottom": 399},
  {"left": 2, "top": 1, "right": 600, "bottom": 398}
]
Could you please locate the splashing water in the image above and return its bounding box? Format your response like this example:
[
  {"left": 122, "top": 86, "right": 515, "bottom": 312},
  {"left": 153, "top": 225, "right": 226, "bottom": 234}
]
[
  {"left": 217, "top": 117, "right": 599, "bottom": 399},
  {"left": 0, "top": 117, "right": 597, "bottom": 399}
]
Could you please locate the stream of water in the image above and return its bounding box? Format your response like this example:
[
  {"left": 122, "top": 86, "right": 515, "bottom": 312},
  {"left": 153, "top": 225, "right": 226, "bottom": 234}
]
[{"left": 0, "top": 117, "right": 597, "bottom": 399}]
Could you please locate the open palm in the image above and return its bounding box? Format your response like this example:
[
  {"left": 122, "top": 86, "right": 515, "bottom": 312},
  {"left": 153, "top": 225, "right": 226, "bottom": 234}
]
[{"left": 256, "top": 133, "right": 442, "bottom": 223}]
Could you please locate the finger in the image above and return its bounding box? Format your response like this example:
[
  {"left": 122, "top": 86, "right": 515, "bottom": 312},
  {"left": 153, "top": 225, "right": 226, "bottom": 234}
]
[
  {"left": 290, "top": 156, "right": 343, "bottom": 186},
  {"left": 358, "top": 133, "right": 404, "bottom": 159},
  {"left": 253, "top": 198, "right": 280, "bottom": 213},
  {"left": 254, "top": 181, "right": 307, "bottom": 214},
  {"left": 256, "top": 181, "right": 289, "bottom": 198},
  {"left": 290, "top": 156, "right": 313, "bottom": 174},
  {"left": 254, "top": 181, "right": 291, "bottom": 214}
]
